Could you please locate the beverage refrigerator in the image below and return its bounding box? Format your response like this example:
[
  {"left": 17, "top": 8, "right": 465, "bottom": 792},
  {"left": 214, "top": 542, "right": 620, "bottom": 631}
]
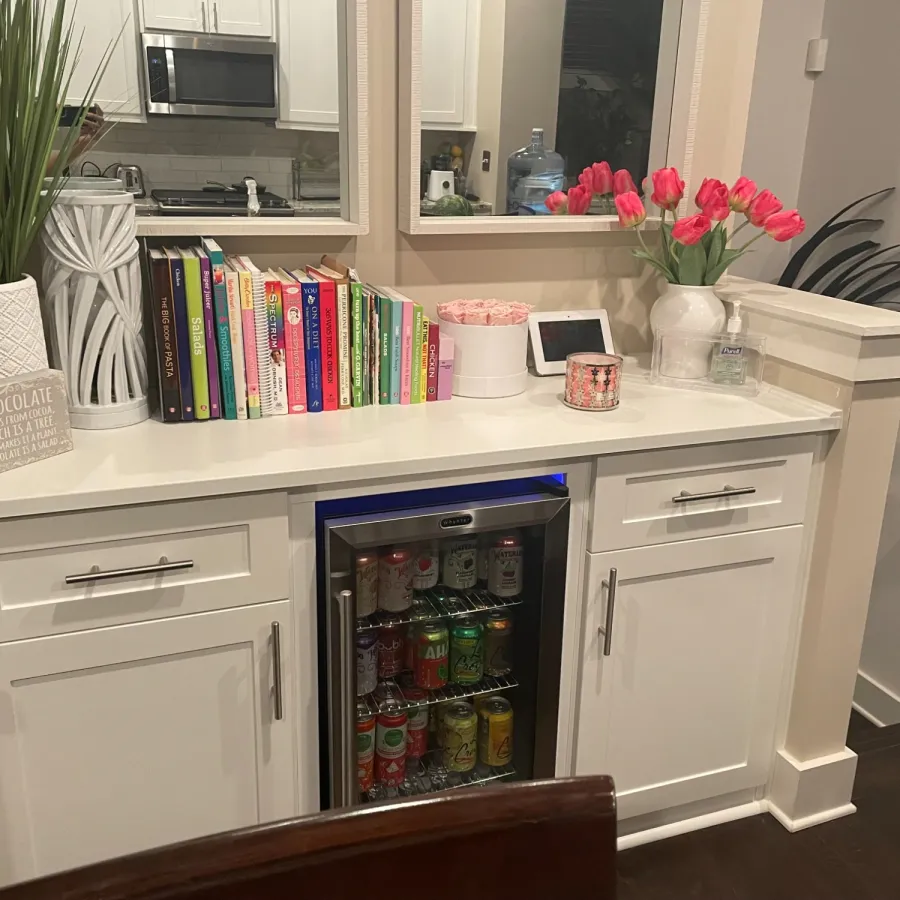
[{"left": 317, "top": 477, "right": 570, "bottom": 809}]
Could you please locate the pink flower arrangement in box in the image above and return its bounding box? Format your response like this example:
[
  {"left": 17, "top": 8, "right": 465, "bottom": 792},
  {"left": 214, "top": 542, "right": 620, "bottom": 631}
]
[{"left": 545, "top": 164, "right": 806, "bottom": 286}]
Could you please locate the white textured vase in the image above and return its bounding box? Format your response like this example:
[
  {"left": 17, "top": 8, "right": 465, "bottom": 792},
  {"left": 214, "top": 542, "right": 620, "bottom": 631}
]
[
  {"left": 40, "top": 191, "right": 149, "bottom": 429},
  {"left": 0, "top": 275, "right": 50, "bottom": 379},
  {"left": 650, "top": 283, "right": 727, "bottom": 380}
]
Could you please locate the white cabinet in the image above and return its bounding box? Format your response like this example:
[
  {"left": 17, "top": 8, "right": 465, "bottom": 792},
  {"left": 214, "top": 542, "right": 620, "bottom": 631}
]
[
  {"left": 141, "top": 0, "right": 207, "bottom": 33},
  {"left": 61, "top": 0, "right": 143, "bottom": 121},
  {"left": 277, "top": 0, "right": 339, "bottom": 129},
  {"left": 141, "top": 0, "right": 272, "bottom": 37},
  {"left": 421, "top": 0, "right": 479, "bottom": 129},
  {"left": 575, "top": 528, "right": 804, "bottom": 821},
  {"left": 0, "top": 602, "right": 296, "bottom": 885}
]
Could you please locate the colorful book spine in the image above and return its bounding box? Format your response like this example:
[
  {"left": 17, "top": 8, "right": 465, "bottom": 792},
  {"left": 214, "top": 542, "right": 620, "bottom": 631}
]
[
  {"left": 380, "top": 296, "right": 391, "bottom": 404},
  {"left": 426, "top": 322, "right": 439, "bottom": 402},
  {"left": 400, "top": 301, "right": 413, "bottom": 405},
  {"left": 167, "top": 250, "right": 194, "bottom": 421},
  {"left": 225, "top": 269, "right": 247, "bottom": 419},
  {"left": 198, "top": 253, "right": 221, "bottom": 419},
  {"left": 237, "top": 269, "right": 261, "bottom": 419},
  {"left": 390, "top": 298, "right": 402, "bottom": 404},
  {"left": 181, "top": 251, "right": 210, "bottom": 420},
  {"left": 320, "top": 283, "right": 338, "bottom": 411},
  {"left": 351, "top": 282, "right": 364, "bottom": 408},
  {"left": 265, "top": 278, "right": 289, "bottom": 416},
  {"left": 336, "top": 280, "right": 351, "bottom": 410},
  {"left": 367, "top": 289, "right": 378, "bottom": 405},
  {"left": 281, "top": 281, "right": 307, "bottom": 414},
  {"left": 301, "top": 281, "right": 323, "bottom": 412},
  {"left": 203, "top": 239, "right": 237, "bottom": 420},
  {"left": 410, "top": 303, "right": 423, "bottom": 405},
  {"left": 420, "top": 315, "right": 430, "bottom": 404},
  {"left": 149, "top": 250, "right": 181, "bottom": 422},
  {"left": 438, "top": 333, "right": 454, "bottom": 401}
]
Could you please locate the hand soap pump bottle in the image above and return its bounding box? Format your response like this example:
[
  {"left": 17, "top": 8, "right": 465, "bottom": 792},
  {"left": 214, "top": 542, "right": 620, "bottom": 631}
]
[{"left": 709, "top": 300, "right": 747, "bottom": 385}]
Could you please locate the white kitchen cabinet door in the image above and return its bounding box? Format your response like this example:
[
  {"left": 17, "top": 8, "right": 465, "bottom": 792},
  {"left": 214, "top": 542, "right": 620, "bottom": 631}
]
[
  {"left": 142, "top": 0, "right": 207, "bottom": 33},
  {"left": 212, "top": 0, "right": 274, "bottom": 37},
  {"left": 0, "top": 601, "right": 296, "bottom": 885},
  {"left": 59, "top": 0, "right": 143, "bottom": 121},
  {"left": 421, "top": 0, "right": 479, "bottom": 129},
  {"left": 277, "top": 0, "right": 339, "bottom": 129},
  {"left": 575, "top": 528, "right": 803, "bottom": 821}
]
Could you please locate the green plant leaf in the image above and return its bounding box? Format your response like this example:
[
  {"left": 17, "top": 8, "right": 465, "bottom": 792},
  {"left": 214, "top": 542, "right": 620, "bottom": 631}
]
[
  {"left": 633, "top": 250, "right": 676, "bottom": 283},
  {"left": 706, "top": 226, "right": 726, "bottom": 279},
  {"left": 705, "top": 249, "right": 745, "bottom": 286},
  {"left": 677, "top": 243, "right": 706, "bottom": 286}
]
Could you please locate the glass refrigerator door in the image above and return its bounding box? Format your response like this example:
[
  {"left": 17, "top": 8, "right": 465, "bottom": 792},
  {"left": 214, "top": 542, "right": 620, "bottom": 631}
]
[{"left": 323, "top": 491, "right": 569, "bottom": 808}]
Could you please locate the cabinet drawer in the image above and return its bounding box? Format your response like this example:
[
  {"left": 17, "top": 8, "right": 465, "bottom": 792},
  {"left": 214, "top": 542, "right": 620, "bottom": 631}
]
[
  {"left": 589, "top": 437, "right": 816, "bottom": 552},
  {"left": 0, "top": 493, "right": 289, "bottom": 640}
]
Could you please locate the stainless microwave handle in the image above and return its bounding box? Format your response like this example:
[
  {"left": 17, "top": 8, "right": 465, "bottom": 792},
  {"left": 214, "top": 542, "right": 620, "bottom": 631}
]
[
  {"left": 165, "top": 49, "right": 177, "bottom": 102},
  {"left": 336, "top": 590, "right": 357, "bottom": 806}
]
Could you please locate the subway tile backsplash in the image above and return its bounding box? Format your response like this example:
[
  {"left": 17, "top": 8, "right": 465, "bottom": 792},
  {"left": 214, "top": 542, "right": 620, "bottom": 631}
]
[{"left": 78, "top": 118, "right": 339, "bottom": 199}]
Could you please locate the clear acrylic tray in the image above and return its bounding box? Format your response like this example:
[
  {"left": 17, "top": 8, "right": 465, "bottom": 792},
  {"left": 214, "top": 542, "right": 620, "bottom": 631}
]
[{"left": 650, "top": 326, "right": 767, "bottom": 397}]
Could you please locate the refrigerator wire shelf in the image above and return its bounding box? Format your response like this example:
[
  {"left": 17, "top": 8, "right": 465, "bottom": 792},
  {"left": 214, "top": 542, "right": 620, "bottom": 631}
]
[
  {"left": 358, "top": 674, "right": 519, "bottom": 718},
  {"left": 356, "top": 587, "right": 523, "bottom": 634},
  {"left": 362, "top": 762, "right": 516, "bottom": 803}
]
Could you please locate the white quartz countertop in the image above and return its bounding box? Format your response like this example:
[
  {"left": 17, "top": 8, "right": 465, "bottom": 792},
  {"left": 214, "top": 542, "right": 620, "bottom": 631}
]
[{"left": 0, "top": 375, "right": 841, "bottom": 520}]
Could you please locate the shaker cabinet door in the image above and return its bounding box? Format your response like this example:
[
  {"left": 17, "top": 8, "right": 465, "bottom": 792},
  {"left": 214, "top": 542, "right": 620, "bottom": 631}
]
[
  {"left": 421, "top": 0, "right": 479, "bottom": 128},
  {"left": 0, "top": 602, "right": 296, "bottom": 886},
  {"left": 141, "top": 0, "right": 207, "bottom": 33},
  {"left": 212, "top": 0, "right": 273, "bottom": 37},
  {"left": 575, "top": 528, "right": 803, "bottom": 820}
]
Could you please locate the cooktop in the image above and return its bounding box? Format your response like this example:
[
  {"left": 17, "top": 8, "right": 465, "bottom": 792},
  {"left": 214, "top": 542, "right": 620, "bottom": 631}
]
[{"left": 151, "top": 188, "right": 294, "bottom": 217}]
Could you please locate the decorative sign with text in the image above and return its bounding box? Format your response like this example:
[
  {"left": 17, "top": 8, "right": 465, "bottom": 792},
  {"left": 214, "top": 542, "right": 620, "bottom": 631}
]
[{"left": 0, "top": 369, "right": 73, "bottom": 474}]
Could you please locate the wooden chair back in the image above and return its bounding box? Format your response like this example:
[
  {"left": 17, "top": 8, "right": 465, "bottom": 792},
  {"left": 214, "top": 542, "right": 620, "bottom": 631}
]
[{"left": 0, "top": 776, "right": 617, "bottom": 900}]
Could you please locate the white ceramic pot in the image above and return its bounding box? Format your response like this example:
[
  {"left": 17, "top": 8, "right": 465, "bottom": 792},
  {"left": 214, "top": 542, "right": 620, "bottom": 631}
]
[
  {"left": 0, "top": 274, "right": 50, "bottom": 379},
  {"left": 40, "top": 191, "right": 149, "bottom": 429},
  {"left": 649, "top": 283, "right": 727, "bottom": 380}
]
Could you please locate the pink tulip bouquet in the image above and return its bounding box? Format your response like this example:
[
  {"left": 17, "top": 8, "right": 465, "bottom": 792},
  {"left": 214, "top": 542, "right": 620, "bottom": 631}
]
[{"left": 545, "top": 163, "right": 807, "bottom": 286}]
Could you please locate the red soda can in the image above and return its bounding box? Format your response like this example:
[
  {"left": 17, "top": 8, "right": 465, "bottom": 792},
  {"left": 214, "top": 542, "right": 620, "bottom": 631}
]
[
  {"left": 377, "top": 620, "right": 404, "bottom": 679},
  {"left": 375, "top": 707, "right": 408, "bottom": 787},
  {"left": 402, "top": 687, "right": 429, "bottom": 759},
  {"left": 357, "top": 707, "right": 376, "bottom": 795},
  {"left": 415, "top": 621, "right": 449, "bottom": 689}
]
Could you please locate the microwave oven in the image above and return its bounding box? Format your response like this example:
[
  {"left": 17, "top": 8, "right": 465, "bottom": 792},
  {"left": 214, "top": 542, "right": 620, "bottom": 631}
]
[{"left": 142, "top": 33, "right": 278, "bottom": 120}]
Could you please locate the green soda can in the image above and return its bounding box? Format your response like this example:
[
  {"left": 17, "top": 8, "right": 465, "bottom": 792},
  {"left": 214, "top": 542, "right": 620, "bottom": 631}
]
[{"left": 450, "top": 616, "right": 484, "bottom": 685}]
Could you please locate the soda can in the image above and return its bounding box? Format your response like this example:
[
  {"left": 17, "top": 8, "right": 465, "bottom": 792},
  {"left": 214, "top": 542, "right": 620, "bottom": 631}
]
[
  {"left": 415, "top": 621, "right": 449, "bottom": 689},
  {"left": 356, "top": 630, "right": 378, "bottom": 696},
  {"left": 488, "top": 534, "right": 523, "bottom": 598},
  {"left": 403, "top": 601, "right": 434, "bottom": 671},
  {"left": 441, "top": 701, "right": 477, "bottom": 772},
  {"left": 412, "top": 543, "right": 440, "bottom": 590},
  {"left": 355, "top": 552, "right": 379, "bottom": 617},
  {"left": 478, "top": 696, "right": 513, "bottom": 767},
  {"left": 450, "top": 616, "right": 484, "bottom": 685},
  {"left": 357, "top": 706, "right": 376, "bottom": 794},
  {"left": 429, "top": 700, "right": 454, "bottom": 750},
  {"left": 377, "top": 619, "right": 404, "bottom": 679},
  {"left": 402, "top": 687, "right": 429, "bottom": 759},
  {"left": 379, "top": 547, "right": 413, "bottom": 612},
  {"left": 476, "top": 535, "right": 491, "bottom": 586},
  {"left": 484, "top": 609, "right": 513, "bottom": 677},
  {"left": 375, "top": 706, "right": 408, "bottom": 787},
  {"left": 441, "top": 538, "right": 478, "bottom": 590},
  {"left": 473, "top": 692, "right": 500, "bottom": 715}
]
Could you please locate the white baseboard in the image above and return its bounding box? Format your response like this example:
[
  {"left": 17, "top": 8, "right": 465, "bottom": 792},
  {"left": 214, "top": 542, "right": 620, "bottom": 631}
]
[
  {"left": 767, "top": 747, "right": 858, "bottom": 831},
  {"left": 854, "top": 670, "right": 900, "bottom": 727}
]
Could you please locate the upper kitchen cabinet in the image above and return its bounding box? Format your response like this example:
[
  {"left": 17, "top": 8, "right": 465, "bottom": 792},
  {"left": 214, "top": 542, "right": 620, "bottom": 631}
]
[
  {"left": 62, "top": 0, "right": 143, "bottom": 122},
  {"left": 278, "top": 0, "right": 339, "bottom": 130},
  {"left": 399, "top": 0, "right": 695, "bottom": 234},
  {"left": 420, "top": 0, "right": 479, "bottom": 130},
  {"left": 141, "top": 0, "right": 274, "bottom": 37}
]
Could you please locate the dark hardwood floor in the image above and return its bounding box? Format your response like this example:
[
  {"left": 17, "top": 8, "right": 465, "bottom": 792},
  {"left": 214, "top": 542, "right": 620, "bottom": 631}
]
[{"left": 618, "top": 711, "right": 900, "bottom": 899}]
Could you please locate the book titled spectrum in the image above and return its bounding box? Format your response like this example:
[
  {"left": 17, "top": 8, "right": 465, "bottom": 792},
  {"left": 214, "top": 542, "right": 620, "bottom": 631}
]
[{"left": 147, "top": 250, "right": 455, "bottom": 422}]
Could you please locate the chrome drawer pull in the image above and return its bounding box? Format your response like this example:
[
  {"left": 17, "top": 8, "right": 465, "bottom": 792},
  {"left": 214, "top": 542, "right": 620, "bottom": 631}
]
[
  {"left": 65, "top": 557, "right": 194, "bottom": 585},
  {"left": 672, "top": 485, "right": 756, "bottom": 505},
  {"left": 271, "top": 622, "right": 284, "bottom": 721},
  {"left": 597, "top": 567, "right": 617, "bottom": 657}
]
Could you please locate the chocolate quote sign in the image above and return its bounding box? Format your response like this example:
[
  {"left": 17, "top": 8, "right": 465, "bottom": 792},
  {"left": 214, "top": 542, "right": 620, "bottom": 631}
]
[{"left": 0, "top": 369, "right": 73, "bottom": 475}]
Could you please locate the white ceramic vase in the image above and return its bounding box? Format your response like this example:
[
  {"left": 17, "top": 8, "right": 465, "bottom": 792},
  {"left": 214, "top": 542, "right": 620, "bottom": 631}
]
[
  {"left": 0, "top": 275, "right": 50, "bottom": 379},
  {"left": 649, "top": 283, "right": 727, "bottom": 380},
  {"left": 40, "top": 190, "right": 149, "bottom": 429}
]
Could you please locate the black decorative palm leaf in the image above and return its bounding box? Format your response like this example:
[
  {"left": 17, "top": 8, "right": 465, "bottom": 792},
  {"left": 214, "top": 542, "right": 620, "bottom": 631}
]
[{"left": 778, "top": 188, "right": 900, "bottom": 308}]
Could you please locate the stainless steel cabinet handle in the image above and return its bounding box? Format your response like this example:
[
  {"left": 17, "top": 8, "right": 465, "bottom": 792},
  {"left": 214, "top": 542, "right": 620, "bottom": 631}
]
[
  {"left": 337, "top": 590, "right": 356, "bottom": 805},
  {"left": 672, "top": 485, "right": 756, "bottom": 504},
  {"left": 201, "top": 1, "right": 208, "bottom": 31},
  {"left": 213, "top": 1, "right": 219, "bottom": 31},
  {"left": 597, "top": 567, "right": 617, "bottom": 657},
  {"left": 65, "top": 557, "right": 193, "bottom": 585},
  {"left": 271, "top": 622, "right": 284, "bottom": 721}
]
